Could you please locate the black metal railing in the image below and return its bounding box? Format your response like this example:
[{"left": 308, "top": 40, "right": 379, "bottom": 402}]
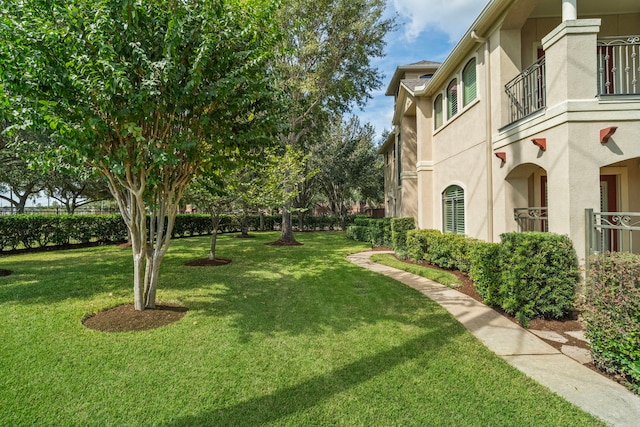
[{"left": 505, "top": 56, "right": 546, "bottom": 124}]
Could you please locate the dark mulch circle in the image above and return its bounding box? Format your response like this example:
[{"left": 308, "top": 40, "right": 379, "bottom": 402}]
[
  {"left": 83, "top": 303, "right": 188, "bottom": 332},
  {"left": 266, "top": 239, "right": 304, "bottom": 246},
  {"left": 185, "top": 258, "right": 232, "bottom": 267},
  {"left": 0, "top": 269, "right": 13, "bottom": 277}
]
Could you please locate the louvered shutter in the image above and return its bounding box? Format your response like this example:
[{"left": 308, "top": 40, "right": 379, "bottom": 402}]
[
  {"left": 463, "top": 59, "right": 477, "bottom": 106},
  {"left": 443, "top": 186, "right": 465, "bottom": 235}
]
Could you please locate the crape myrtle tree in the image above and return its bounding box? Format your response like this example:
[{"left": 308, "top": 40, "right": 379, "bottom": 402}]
[
  {"left": 184, "top": 145, "right": 306, "bottom": 259},
  {"left": 1, "top": 0, "right": 281, "bottom": 310},
  {"left": 183, "top": 172, "right": 235, "bottom": 261},
  {"left": 272, "top": 0, "right": 394, "bottom": 244}
]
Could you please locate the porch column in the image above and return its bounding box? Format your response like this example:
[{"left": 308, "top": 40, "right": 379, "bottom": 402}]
[
  {"left": 562, "top": 0, "right": 577, "bottom": 22},
  {"left": 416, "top": 98, "right": 434, "bottom": 229},
  {"left": 542, "top": 19, "right": 601, "bottom": 107}
]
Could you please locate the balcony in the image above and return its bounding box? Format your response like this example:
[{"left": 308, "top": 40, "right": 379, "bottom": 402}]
[
  {"left": 505, "top": 57, "right": 546, "bottom": 124},
  {"left": 597, "top": 36, "right": 640, "bottom": 96}
]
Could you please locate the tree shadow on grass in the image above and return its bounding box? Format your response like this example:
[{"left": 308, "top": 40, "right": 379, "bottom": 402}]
[{"left": 162, "top": 323, "right": 459, "bottom": 426}]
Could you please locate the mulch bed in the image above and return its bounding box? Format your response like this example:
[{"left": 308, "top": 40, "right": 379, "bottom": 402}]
[
  {"left": 83, "top": 303, "right": 188, "bottom": 332},
  {"left": 185, "top": 258, "right": 232, "bottom": 267},
  {"left": 266, "top": 239, "right": 304, "bottom": 246}
]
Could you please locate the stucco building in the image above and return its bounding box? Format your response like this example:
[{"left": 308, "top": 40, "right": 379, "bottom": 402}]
[{"left": 380, "top": 0, "right": 640, "bottom": 262}]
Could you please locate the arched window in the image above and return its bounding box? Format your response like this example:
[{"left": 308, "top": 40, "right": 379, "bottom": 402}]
[
  {"left": 434, "top": 94, "right": 443, "bottom": 129},
  {"left": 462, "top": 58, "right": 477, "bottom": 106},
  {"left": 442, "top": 185, "right": 465, "bottom": 235},
  {"left": 447, "top": 79, "right": 458, "bottom": 119}
]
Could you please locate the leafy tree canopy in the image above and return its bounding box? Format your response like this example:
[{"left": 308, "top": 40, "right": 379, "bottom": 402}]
[{"left": 0, "top": 0, "right": 283, "bottom": 309}]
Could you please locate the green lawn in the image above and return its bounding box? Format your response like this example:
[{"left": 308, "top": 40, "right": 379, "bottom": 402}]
[{"left": 0, "top": 232, "right": 604, "bottom": 426}]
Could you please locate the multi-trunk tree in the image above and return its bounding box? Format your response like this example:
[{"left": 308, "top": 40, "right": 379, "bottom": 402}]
[{"left": 1, "top": 0, "right": 281, "bottom": 310}]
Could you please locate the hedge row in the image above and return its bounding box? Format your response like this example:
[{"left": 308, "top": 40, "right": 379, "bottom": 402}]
[
  {"left": 404, "top": 229, "right": 579, "bottom": 325},
  {"left": 583, "top": 252, "right": 640, "bottom": 393},
  {"left": 347, "top": 219, "right": 580, "bottom": 326},
  {"left": 469, "top": 233, "right": 580, "bottom": 325},
  {"left": 0, "top": 213, "right": 353, "bottom": 252},
  {"left": 346, "top": 216, "right": 393, "bottom": 248}
]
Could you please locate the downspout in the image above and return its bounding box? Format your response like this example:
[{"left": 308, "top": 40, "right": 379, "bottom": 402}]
[{"left": 471, "top": 30, "right": 494, "bottom": 242}]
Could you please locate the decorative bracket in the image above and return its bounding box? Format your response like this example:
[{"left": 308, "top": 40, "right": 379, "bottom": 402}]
[
  {"left": 531, "top": 138, "right": 546, "bottom": 151},
  {"left": 600, "top": 126, "right": 617, "bottom": 143},
  {"left": 495, "top": 152, "right": 507, "bottom": 163}
]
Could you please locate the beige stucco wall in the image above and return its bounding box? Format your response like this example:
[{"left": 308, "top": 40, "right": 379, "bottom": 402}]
[
  {"left": 400, "top": 115, "right": 418, "bottom": 220},
  {"left": 431, "top": 93, "right": 488, "bottom": 238}
]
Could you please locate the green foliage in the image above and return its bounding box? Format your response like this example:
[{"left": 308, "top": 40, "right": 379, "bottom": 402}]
[
  {"left": 0, "top": 215, "right": 128, "bottom": 251},
  {"left": 583, "top": 252, "right": 640, "bottom": 393},
  {"left": 345, "top": 217, "right": 391, "bottom": 247},
  {"left": 406, "top": 229, "right": 441, "bottom": 262},
  {"left": 498, "top": 232, "right": 579, "bottom": 325},
  {"left": 368, "top": 217, "right": 392, "bottom": 247},
  {"left": 469, "top": 242, "right": 503, "bottom": 306},
  {"left": 346, "top": 225, "right": 369, "bottom": 243},
  {"left": 405, "top": 229, "right": 478, "bottom": 272},
  {"left": 0, "top": 214, "right": 351, "bottom": 251},
  {"left": 390, "top": 217, "right": 415, "bottom": 259}
]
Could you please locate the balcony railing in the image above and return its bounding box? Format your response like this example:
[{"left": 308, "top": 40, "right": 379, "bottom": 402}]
[
  {"left": 514, "top": 207, "right": 548, "bottom": 232},
  {"left": 597, "top": 36, "right": 640, "bottom": 96},
  {"left": 505, "top": 56, "right": 546, "bottom": 124}
]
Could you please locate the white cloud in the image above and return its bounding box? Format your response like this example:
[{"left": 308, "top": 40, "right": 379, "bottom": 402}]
[{"left": 393, "top": 0, "right": 488, "bottom": 42}]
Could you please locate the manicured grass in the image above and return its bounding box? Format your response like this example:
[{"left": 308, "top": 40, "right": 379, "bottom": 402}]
[
  {"left": 0, "top": 232, "right": 604, "bottom": 426},
  {"left": 370, "top": 253, "right": 461, "bottom": 287}
]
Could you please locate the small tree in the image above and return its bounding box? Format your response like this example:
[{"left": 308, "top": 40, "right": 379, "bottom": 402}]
[
  {"left": 2, "top": 0, "right": 280, "bottom": 310},
  {"left": 183, "top": 173, "right": 234, "bottom": 261}
]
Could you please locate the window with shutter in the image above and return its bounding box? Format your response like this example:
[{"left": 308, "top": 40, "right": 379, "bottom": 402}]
[
  {"left": 462, "top": 59, "right": 477, "bottom": 106},
  {"left": 442, "top": 185, "right": 465, "bottom": 235},
  {"left": 447, "top": 79, "right": 458, "bottom": 119},
  {"left": 434, "top": 94, "right": 443, "bottom": 129}
]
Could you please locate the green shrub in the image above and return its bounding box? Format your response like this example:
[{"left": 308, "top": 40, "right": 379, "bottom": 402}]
[
  {"left": 424, "top": 233, "right": 469, "bottom": 270},
  {"left": 368, "top": 218, "right": 392, "bottom": 247},
  {"left": 406, "top": 229, "right": 442, "bottom": 262},
  {"left": 499, "top": 232, "right": 579, "bottom": 325},
  {"left": 469, "top": 242, "right": 502, "bottom": 306},
  {"left": 390, "top": 217, "right": 415, "bottom": 259},
  {"left": 583, "top": 252, "right": 640, "bottom": 393},
  {"left": 346, "top": 225, "right": 369, "bottom": 243}
]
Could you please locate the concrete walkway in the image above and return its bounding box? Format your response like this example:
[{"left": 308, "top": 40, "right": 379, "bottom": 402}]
[{"left": 347, "top": 251, "right": 640, "bottom": 427}]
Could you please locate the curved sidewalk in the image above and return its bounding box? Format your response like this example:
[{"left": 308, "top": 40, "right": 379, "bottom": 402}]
[{"left": 347, "top": 251, "right": 640, "bottom": 427}]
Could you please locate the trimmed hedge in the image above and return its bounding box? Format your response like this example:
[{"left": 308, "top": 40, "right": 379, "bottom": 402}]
[
  {"left": 402, "top": 228, "right": 579, "bottom": 325},
  {"left": 390, "top": 217, "right": 415, "bottom": 259},
  {"left": 469, "top": 242, "right": 502, "bottom": 306},
  {"left": 583, "top": 252, "right": 640, "bottom": 393},
  {"left": 499, "top": 232, "right": 579, "bottom": 324},
  {"left": 406, "top": 229, "right": 442, "bottom": 263},
  {"left": 345, "top": 217, "right": 392, "bottom": 248},
  {"left": 0, "top": 213, "right": 352, "bottom": 252}
]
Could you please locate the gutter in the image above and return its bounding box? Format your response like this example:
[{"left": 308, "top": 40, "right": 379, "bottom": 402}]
[{"left": 413, "top": 0, "right": 515, "bottom": 97}]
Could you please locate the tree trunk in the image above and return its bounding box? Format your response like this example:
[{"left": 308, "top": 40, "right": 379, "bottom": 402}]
[
  {"left": 279, "top": 205, "right": 296, "bottom": 243},
  {"left": 259, "top": 211, "right": 265, "bottom": 231},
  {"left": 209, "top": 215, "right": 221, "bottom": 260}
]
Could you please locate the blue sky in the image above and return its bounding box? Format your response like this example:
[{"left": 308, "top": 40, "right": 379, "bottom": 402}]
[{"left": 356, "top": 0, "right": 488, "bottom": 142}]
